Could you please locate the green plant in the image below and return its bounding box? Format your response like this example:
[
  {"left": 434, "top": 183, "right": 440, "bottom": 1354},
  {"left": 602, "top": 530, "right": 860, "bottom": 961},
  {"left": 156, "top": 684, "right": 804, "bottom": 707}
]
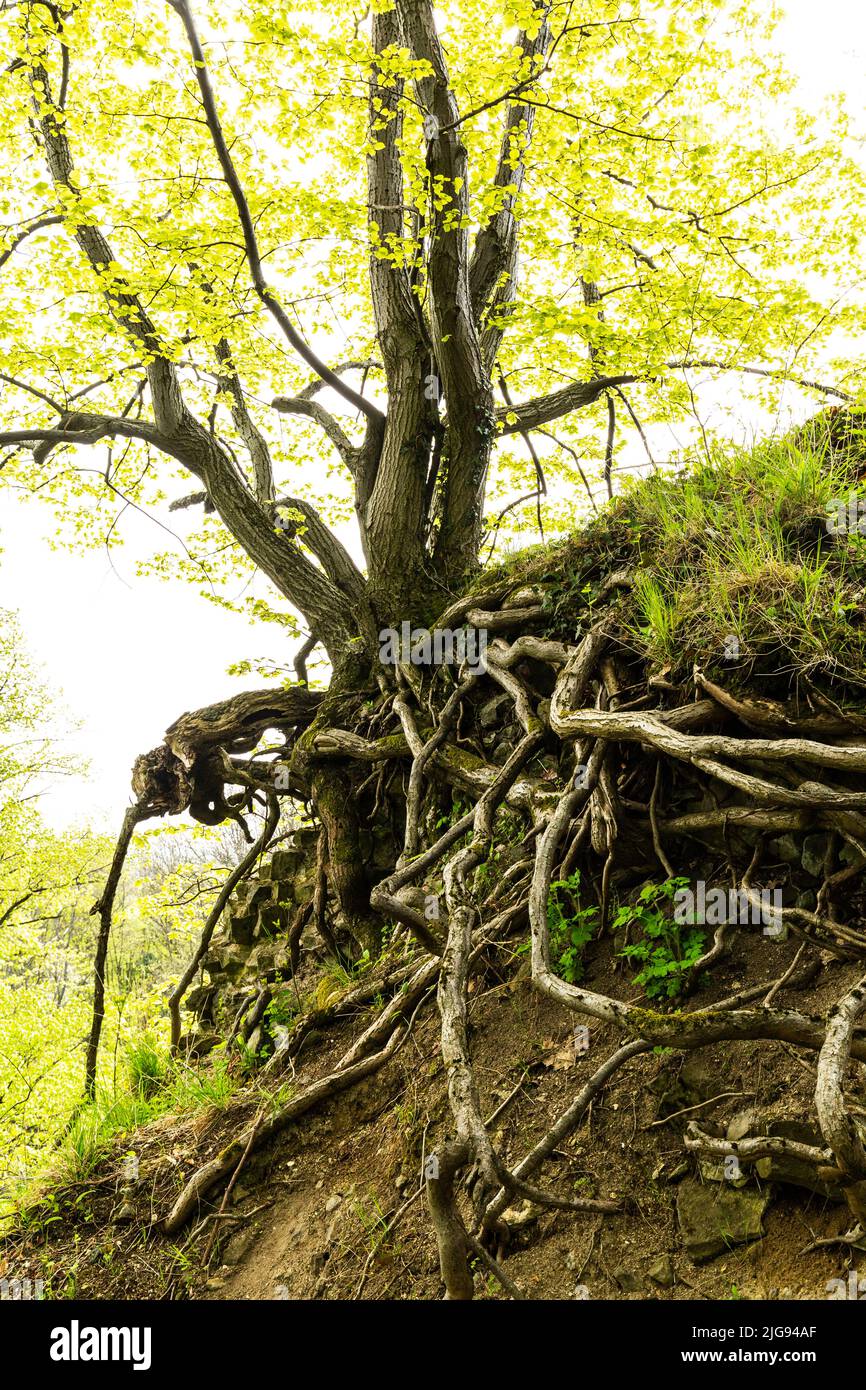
[
  {"left": 234, "top": 1036, "right": 270, "bottom": 1075},
  {"left": 265, "top": 986, "right": 300, "bottom": 1029},
  {"left": 547, "top": 871, "right": 598, "bottom": 983},
  {"left": 352, "top": 1192, "right": 390, "bottom": 1255},
  {"left": 164, "top": 1052, "right": 236, "bottom": 1112},
  {"left": 124, "top": 1034, "right": 166, "bottom": 1100},
  {"left": 53, "top": 1108, "right": 112, "bottom": 1184},
  {"left": 614, "top": 879, "right": 705, "bottom": 1000}
]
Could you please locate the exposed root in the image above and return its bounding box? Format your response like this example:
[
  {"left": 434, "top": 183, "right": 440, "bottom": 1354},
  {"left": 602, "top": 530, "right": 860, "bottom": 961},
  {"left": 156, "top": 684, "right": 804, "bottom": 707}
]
[{"left": 100, "top": 574, "right": 866, "bottom": 1295}]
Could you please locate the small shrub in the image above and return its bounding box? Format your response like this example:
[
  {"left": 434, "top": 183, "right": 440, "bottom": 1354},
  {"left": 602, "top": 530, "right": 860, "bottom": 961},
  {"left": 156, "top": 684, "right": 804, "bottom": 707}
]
[{"left": 614, "top": 878, "right": 705, "bottom": 1000}]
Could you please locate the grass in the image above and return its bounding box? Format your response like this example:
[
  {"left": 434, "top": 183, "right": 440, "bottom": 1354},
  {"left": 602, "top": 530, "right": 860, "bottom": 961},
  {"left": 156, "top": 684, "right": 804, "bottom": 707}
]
[{"left": 527, "top": 417, "right": 866, "bottom": 704}]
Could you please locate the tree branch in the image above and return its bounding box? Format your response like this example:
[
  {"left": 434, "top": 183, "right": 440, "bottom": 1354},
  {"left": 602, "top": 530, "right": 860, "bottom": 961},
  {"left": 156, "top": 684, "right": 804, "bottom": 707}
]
[
  {"left": 470, "top": 6, "right": 553, "bottom": 368},
  {"left": 0, "top": 212, "right": 63, "bottom": 270},
  {"left": 497, "top": 374, "right": 637, "bottom": 433},
  {"left": 168, "top": 0, "right": 384, "bottom": 424}
]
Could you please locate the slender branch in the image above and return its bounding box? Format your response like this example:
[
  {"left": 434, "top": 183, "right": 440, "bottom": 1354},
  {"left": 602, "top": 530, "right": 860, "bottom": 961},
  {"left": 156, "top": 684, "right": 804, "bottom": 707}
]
[
  {"left": 168, "top": 0, "right": 384, "bottom": 423},
  {"left": 0, "top": 212, "right": 63, "bottom": 270}
]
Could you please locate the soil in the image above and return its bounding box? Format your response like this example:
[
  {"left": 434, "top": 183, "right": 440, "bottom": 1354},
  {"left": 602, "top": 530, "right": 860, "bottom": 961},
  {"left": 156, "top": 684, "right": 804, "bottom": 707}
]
[{"left": 5, "top": 926, "right": 864, "bottom": 1303}]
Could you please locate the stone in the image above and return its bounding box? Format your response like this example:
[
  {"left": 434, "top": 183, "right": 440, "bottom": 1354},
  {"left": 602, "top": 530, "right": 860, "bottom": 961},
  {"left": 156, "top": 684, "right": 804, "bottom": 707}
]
[
  {"left": 244, "top": 883, "right": 278, "bottom": 913},
  {"left": 727, "top": 1108, "right": 764, "bottom": 1143},
  {"left": 698, "top": 1156, "right": 748, "bottom": 1187},
  {"left": 229, "top": 912, "right": 256, "bottom": 946},
  {"left": 613, "top": 1265, "right": 643, "bottom": 1293},
  {"left": 184, "top": 985, "right": 215, "bottom": 1014},
  {"left": 293, "top": 878, "right": 315, "bottom": 906},
  {"left": 501, "top": 585, "right": 543, "bottom": 609},
  {"left": 249, "top": 941, "right": 277, "bottom": 975},
  {"left": 258, "top": 903, "right": 291, "bottom": 938},
  {"left": 501, "top": 1202, "right": 539, "bottom": 1230},
  {"left": 183, "top": 1030, "right": 220, "bottom": 1058},
  {"left": 727, "top": 1112, "right": 845, "bottom": 1200},
  {"left": 754, "top": 1119, "right": 846, "bottom": 1201},
  {"left": 204, "top": 944, "right": 250, "bottom": 982},
  {"left": 795, "top": 890, "right": 817, "bottom": 912},
  {"left": 325, "top": 1194, "right": 342, "bottom": 1213},
  {"left": 769, "top": 834, "right": 801, "bottom": 865},
  {"left": 268, "top": 849, "right": 303, "bottom": 879},
  {"left": 801, "top": 834, "right": 829, "bottom": 878},
  {"left": 651, "top": 1158, "right": 689, "bottom": 1183},
  {"left": 676, "top": 1179, "right": 769, "bottom": 1262},
  {"left": 223, "top": 1229, "right": 256, "bottom": 1265},
  {"left": 479, "top": 692, "right": 511, "bottom": 729},
  {"left": 647, "top": 1254, "right": 675, "bottom": 1288}
]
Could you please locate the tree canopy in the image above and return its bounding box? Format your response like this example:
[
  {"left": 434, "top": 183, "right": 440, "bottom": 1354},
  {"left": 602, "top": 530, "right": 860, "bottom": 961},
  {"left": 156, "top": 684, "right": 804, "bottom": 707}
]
[{"left": 1, "top": 0, "right": 862, "bottom": 658}]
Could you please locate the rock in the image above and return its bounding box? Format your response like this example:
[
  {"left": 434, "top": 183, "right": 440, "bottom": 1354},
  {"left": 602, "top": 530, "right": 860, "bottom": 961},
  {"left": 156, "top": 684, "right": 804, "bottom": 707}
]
[
  {"left": 479, "top": 692, "right": 511, "bottom": 729},
  {"left": 647, "top": 1254, "right": 675, "bottom": 1288},
  {"left": 266, "top": 849, "right": 303, "bottom": 880},
  {"left": 754, "top": 1119, "right": 846, "bottom": 1200},
  {"left": 293, "top": 877, "right": 315, "bottom": 906},
  {"left": 204, "top": 943, "right": 250, "bottom": 982},
  {"left": 698, "top": 1156, "right": 748, "bottom": 1188},
  {"left": 184, "top": 985, "right": 215, "bottom": 1016},
  {"left": 652, "top": 1158, "right": 689, "bottom": 1183},
  {"left": 228, "top": 912, "right": 256, "bottom": 946},
  {"left": 801, "top": 834, "right": 829, "bottom": 878},
  {"left": 501, "top": 1202, "right": 539, "bottom": 1230},
  {"left": 769, "top": 834, "right": 801, "bottom": 865},
  {"left": 795, "top": 890, "right": 817, "bottom": 912},
  {"left": 223, "top": 1229, "right": 256, "bottom": 1265},
  {"left": 244, "top": 883, "right": 278, "bottom": 913},
  {"left": 182, "top": 1030, "right": 221, "bottom": 1059},
  {"left": 727, "top": 1112, "right": 845, "bottom": 1201},
  {"left": 325, "top": 1194, "right": 342, "bottom": 1213},
  {"left": 501, "top": 585, "right": 543, "bottom": 609},
  {"left": 676, "top": 1179, "right": 769, "bottom": 1262},
  {"left": 613, "top": 1265, "right": 643, "bottom": 1293},
  {"left": 840, "top": 841, "right": 863, "bottom": 867},
  {"left": 258, "top": 903, "right": 291, "bottom": 938}
]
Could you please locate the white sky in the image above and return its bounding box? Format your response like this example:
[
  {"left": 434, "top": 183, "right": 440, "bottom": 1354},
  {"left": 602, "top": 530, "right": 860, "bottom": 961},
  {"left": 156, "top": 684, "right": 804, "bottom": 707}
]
[{"left": 1, "top": 0, "right": 865, "bottom": 831}]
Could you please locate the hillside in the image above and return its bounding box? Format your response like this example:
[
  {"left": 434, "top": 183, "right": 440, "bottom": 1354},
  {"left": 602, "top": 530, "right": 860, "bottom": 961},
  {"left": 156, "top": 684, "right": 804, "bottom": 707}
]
[{"left": 4, "top": 421, "right": 866, "bottom": 1302}]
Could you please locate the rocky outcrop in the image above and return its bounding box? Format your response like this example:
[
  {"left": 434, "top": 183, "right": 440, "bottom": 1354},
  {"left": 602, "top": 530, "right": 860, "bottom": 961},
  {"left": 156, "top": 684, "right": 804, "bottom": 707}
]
[
  {"left": 184, "top": 830, "right": 319, "bottom": 1042},
  {"left": 182, "top": 821, "right": 399, "bottom": 1049}
]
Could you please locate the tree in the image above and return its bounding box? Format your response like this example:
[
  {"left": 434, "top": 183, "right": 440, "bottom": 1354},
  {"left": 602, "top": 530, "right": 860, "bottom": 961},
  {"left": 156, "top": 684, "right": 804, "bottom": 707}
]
[
  {"left": 6, "top": 4, "right": 866, "bottom": 1291},
  {"left": 0, "top": 0, "right": 862, "bottom": 944}
]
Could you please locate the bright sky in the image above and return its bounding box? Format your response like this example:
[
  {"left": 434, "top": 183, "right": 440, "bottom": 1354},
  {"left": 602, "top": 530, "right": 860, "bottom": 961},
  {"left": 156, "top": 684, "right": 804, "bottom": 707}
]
[{"left": 1, "top": 0, "right": 864, "bottom": 831}]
